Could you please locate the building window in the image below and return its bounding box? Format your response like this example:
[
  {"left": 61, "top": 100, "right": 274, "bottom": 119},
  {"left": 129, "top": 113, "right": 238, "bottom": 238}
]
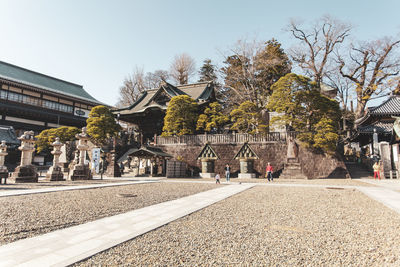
[
  {"left": 1, "top": 89, "right": 73, "bottom": 113},
  {"left": 0, "top": 90, "right": 7, "bottom": 100}
]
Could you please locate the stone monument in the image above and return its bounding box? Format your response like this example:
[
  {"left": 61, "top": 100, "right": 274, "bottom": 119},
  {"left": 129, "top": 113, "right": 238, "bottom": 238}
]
[
  {"left": 197, "top": 144, "right": 218, "bottom": 178},
  {"left": 279, "top": 135, "right": 307, "bottom": 179},
  {"left": 69, "top": 127, "right": 92, "bottom": 180},
  {"left": 234, "top": 143, "right": 258, "bottom": 178},
  {"left": 0, "top": 140, "right": 8, "bottom": 184},
  {"left": 106, "top": 151, "right": 121, "bottom": 177},
  {"left": 46, "top": 137, "right": 64, "bottom": 181},
  {"left": 11, "top": 131, "right": 38, "bottom": 183}
]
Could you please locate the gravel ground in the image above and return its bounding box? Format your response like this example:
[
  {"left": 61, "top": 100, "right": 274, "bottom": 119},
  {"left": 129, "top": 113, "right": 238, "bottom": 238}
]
[
  {"left": 167, "top": 177, "right": 375, "bottom": 186},
  {"left": 76, "top": 186, "right": 400, "bottom": 266},
  {"left": 0, "top": 179, "right": 134, "bottom": 190},
  {"left": 0, "top": 182, "right": 219, "bottom": 244}
]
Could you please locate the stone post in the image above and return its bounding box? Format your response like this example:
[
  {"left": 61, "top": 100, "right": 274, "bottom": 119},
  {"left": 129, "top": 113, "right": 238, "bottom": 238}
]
[
  {"left": 0, "top": 140, "right": 8, "bottom": 184},
  {"left": 0, "top": 140, "right": 8, "bottom": 171},
  {"left": 11, "top": 131, "right": 38, "bottom": 183},
  {"left": 46, "top": 137, "right": 64, "bottom": 181},
  {"left": 105, "top": 151, "right": 121, "bottom": 177},
  {"left": 69, "top": 127, "right": 92, "bottom": 180}
]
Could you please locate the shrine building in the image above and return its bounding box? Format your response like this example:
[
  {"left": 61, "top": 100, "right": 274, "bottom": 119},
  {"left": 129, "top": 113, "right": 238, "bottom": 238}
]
[
  {"left": 115, "top": 81, "right": 216, "bottom": 141},
  {"left": 0, "top": 60, "right": 104, "bottom": 136}
]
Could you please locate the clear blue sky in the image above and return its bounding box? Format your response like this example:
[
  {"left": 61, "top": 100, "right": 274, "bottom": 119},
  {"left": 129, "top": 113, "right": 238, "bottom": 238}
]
[{"left": 0, "top": 0, "right": 399, "bottom": 106}]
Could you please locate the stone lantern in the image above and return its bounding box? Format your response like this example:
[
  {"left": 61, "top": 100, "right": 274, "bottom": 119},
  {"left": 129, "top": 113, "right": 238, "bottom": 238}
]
[
  {"left": 46, "top": 137, "right": 64, "bottom": 181},
  {"left": 11, "top": 131, "right": 38, "bottom": 182},
  {"left": 69, "top": 127, "right": 92, "bottom": 180},
  {"left": 197, "top": 143, "right": 218, "bottom": 178},
  {"left": 234, "top": 142, "right": 258, "bottom": 178}
]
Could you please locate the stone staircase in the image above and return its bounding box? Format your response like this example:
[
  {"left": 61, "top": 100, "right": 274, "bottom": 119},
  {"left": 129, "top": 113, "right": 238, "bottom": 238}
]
[
  {"left": 279, "top": 160, "right": 307, "bottom": 179},
  {"left": 344, "top": 162, "right": 373, "bottom": 179}
]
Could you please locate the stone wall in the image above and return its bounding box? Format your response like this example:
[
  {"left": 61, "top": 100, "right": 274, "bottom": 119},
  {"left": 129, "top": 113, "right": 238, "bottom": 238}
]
[{"left": 157, "top": 142, "right": 349, "bottom": 179}]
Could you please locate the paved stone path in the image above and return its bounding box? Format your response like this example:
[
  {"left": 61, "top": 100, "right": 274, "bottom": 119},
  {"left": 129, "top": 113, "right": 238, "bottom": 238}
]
[
  {"left": 0, "top": 184, "right": 254, "bottom": 267},
  {"left": 357, "top": 179, "right": 400, "bottom": 214},
  {"left": 0, "top": 180, "right": 158, "bottom": 198}
]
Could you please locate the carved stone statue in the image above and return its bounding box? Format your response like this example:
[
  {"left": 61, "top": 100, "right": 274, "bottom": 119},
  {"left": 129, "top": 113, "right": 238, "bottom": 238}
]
[{"left": 287, "top": 135, "right": 298, "bottom": 159}]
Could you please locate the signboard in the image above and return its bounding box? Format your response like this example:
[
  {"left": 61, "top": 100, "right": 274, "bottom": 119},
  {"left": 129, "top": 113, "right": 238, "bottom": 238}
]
[
  {"left": 92, "top": 148, "right": 101, "bottom": 174},
  {"left": 74, "top": 108, "right": 90, "bottom": 118}
]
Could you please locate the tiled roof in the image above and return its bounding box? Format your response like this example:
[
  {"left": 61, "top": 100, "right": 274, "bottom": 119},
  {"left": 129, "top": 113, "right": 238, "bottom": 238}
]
[
  {"left": 358, "top": 121, "right": 393, "bottom": 134},
  {"left": 369, "top": 96, "right": 400, "bottom": 116},
  {"left": 0, "top": 61, "right": 102, "bottom": 104},
  {"left": 117, "top": 81, "right": 214, "bottom": 115},
  {"left": 0, "top": 125, "right": 20, "bottom": 145}
]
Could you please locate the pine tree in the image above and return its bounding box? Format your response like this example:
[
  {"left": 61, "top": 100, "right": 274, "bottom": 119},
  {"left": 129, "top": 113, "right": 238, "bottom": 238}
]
[
  {"left": 162, "top": 95, "right": 198, "bottom": 136},
  {"left": 230, "top": 101, "right": 267, "bottom": 134},
  {"left": 198, "top": 59, "right": 218, "bottom": 83},
  {"left": 86, "top": 105, "right": 121, "bottom": 146},
  {"left": 196, "top": 102, "right": 229, "bottom": 133},
  {"left": 36, "top": 126, "right": 80, "bottom": 154},
  {"left": 267, "top": 73, "right": 340, "bottom": 153}
]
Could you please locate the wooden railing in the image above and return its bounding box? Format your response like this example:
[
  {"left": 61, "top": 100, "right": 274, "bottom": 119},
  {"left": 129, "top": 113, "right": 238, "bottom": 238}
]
[{"left": 155, "top": 132, "right": 289, "bottom": 145}]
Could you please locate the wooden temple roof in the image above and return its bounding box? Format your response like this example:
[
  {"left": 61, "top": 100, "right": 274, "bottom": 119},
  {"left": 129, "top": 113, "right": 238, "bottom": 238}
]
[
  {"left": 351, "top": 95, "right": 400, "bottom": 144},
  {"left": 116, "top": 81, "right": 215, "bottom": 116}
]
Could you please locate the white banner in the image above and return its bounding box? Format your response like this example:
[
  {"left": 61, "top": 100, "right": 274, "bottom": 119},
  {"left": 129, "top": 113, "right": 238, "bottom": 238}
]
[{"left": 92, "top": 148, "right": 101, "bottom": 174}]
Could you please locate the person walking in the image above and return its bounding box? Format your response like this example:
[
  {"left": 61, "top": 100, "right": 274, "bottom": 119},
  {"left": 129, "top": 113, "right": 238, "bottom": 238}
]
[
  {"left": 215, "top": 173, "right": 221, "bottom": 184},
  {"left": 373, "top": 161, "right": 381, "bottom": 180},
  {"left": 225, "top": 164, "right": 231, "bottom": 182},
  {"left": 265, "top": 162, "right": 273, "bottom": 181}
]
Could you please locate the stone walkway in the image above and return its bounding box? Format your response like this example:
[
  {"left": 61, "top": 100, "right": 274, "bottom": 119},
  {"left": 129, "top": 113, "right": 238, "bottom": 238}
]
[
  {"left": 357, "top": 179, "right": 400, "bottom": 214},
  {"left": 0, "top": 180, "right": 158, "bottom": 198},
  {"left": 0, "top": 184, "right": 254, "bottom": 267}
]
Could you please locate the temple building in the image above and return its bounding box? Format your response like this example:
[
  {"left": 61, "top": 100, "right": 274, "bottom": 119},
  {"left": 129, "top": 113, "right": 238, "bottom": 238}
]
[
  {"left": 115, "top": 81, "right": 216, "bottom": 142},
  {"left": 351, "top": 94, "right": 400, "bottom": 178},
  {"left": 0, "top": 61, "right": 103, "bottom": 136}
]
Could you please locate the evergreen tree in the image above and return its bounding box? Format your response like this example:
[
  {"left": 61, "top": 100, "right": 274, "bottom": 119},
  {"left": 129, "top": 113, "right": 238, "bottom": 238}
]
[
  {"left": 196, "top": 102, "right": 229, "bottom": 133},
  {"left": 162, "top": 95, "right": 198, "bottom": 136},
  {"left": 198, "top": 59, "right": 218, "bottom": 83},
  {"left": 267, "top": 73, "right": 340, "bottom": 154},
  {"left": 230, "top": 101, "right": 267, "bottom": 134},
  {"left": 36, "top": 126, "right": 80, "bottom": 154},
  {"left": 86, "top": 105, "right": 121, "bottom": 146}
]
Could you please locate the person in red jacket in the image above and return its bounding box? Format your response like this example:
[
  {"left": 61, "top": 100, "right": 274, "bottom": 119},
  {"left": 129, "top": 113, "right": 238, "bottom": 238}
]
[{"left": 265, "top": 162, "right": 273, "bottom": 181}]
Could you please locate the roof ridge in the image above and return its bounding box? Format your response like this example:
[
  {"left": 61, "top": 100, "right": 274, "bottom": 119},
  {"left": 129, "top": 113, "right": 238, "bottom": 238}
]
[
  {"left": 176, "top": 81, "right": 211, "bottom": 88},
  {"left": 0, "top": 60, "right": 83, "bottom": 88}
]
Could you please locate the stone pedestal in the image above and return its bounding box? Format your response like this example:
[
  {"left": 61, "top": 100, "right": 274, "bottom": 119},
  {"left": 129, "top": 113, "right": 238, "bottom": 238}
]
[
  {"left": 106, "top": 151, "right": 121, "bottom": 177},
  {"left": 279, "top": 158, "right": 308, "bottom": 179},
  {"left": 46, "top": 138, "right": 65, "bottom": 181},
  {"left": 200, "top": 172, "right": 216, "bottom": 178},
  {"left": 69, "top": 128, "right": 92, "bottom": 180},
  {"left": 11, "top": 131, "right": 38, "bottom": 183},
  {"left": 200, "top": 158, "right": 215, "bottom": 178},
  {"left": 238, "top": 173, "right": 256, "bottom": 178},
  {"left": 238, "top": 159, "right": 256, "bottom": 178},
  {"left": 12, "top": 165, "right": 38, "bottom": 183}
]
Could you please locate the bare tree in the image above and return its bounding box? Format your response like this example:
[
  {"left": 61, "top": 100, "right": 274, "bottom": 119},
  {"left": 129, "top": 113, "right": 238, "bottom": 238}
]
[
  {"left": 170, "top": 53, "right": 196, "bottom": 85},
  {"left": 221, "top": 38, "right": 291, "bottom": 111},
  {"left": 145, "top": 70, "right": 169, "bottom": 89},
  {"left": 288, "top": 15, "right": 351, "bottom": 87},
  {"left": 116, "top": 68, "right": 147, "bottom": 107},
  {"left": 339, "top": 37, "right": 400, "bottom": 121},
  {"left": 325, "top": 68, "right": 354, "bottom": 109}
]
